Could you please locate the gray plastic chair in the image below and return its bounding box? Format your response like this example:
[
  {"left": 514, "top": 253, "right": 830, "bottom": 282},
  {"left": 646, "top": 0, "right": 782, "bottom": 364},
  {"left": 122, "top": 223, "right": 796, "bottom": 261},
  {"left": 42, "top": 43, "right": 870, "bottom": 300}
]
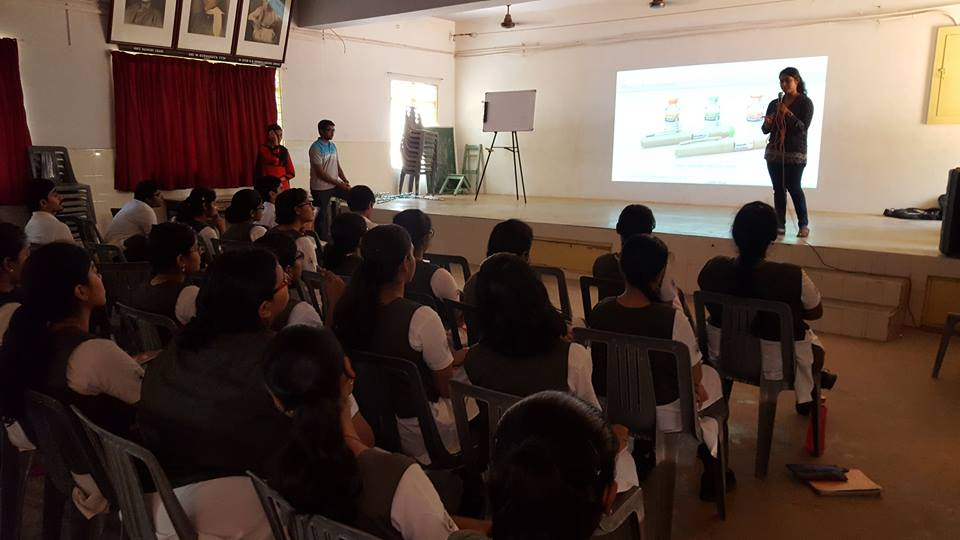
[
  {"left": 572, "top": 327, "right": 728, "bottom": 536},
  {"left": 1, "top": 424, "right": 34, "bottom": 540},
  {"left": 449, "top": 380, "right": 521, "bottom": 479},
  {"left": 115, "top": 303, "right": 180, "bottom": 354},
  {"left": 424, "top": 253, "right": 472, "bottom": 282},
  {"left": 349, "top": 350, "right": 462, "bottom": 471},
  {"left": 531, "top": 264, "right": 573, "bottom": 320},
  {"left": 98, "top": 262, "right": 152, "bottom": 317},
  {"left": 593, "top": 486, "right": 645, "bottom": 540},
  {"left": 301, "top": 270, "right": 328, "bottom": 320},
  {"left": 248, "top": 473, "right": 379, "bottom": 540},
  {"left": 441, "top": 298, "right": 479, "bottom": 351},
  {"left": 21, "top": 391, "right": 114, "bottom": 540},
  {"left": 579, "top": 275, "right": 625, "bottom": 321},
  {"left": 693, "top": 290, "right": 822, "bottom": 478},
  {"left": 932, "top": 312, "right": 960, "bottom": 378},
  {"left": 85, "top": 242, "right": 127, "bottom": 264},
  {"left": 71, "top": 407, "right": 197, "bottom": 540},
  {"left": 59, "top": 215, "right": 103, "bottom": 245}
]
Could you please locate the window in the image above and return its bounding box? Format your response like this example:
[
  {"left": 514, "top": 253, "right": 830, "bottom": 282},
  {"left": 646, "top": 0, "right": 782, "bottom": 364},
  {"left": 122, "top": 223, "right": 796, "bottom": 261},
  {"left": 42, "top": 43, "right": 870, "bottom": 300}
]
[{"left": 390, "top": 79, "right": 439, "bottom": 169}]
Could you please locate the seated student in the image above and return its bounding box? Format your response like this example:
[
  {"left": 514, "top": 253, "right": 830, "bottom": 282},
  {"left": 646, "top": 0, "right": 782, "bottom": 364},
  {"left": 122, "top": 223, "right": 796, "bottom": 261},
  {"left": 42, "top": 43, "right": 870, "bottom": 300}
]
[
  {"left": 175, "top": 187, "right": 223, "bottom": 259},
  {"left": 462, "top": 219, "right": 532, "bottom": 305},
  {"left": 451, "top": 391, "right": 619, "bottom": 540},
  {"left": 393, "top": 209, "right": 459, "bottom": 305},
  {"left": 254, "top": 233, "right": 324, "bottom": 329},
  {"left": 23, "top": 179, "right": 74, "bottom": 246},
  {"left": 254, "top": 175, "right": 282, "bottom": 229},
  {"left": 265, "top": 325, "right": 461, "bottom": 540},
  {"left": 465, "top": 253, "right": 598, "bottom": 407},
  {"left": 0, "top": 243, "right": 143, "bottom": 437},
  {"left": 130, "top": 222, "right": 202, "bottom": 327},
  {"left": 0, "top": 223, "right": 28, "bottom": 339},
  {"left": 698, "top": 201, "right": 836, "bottom": 416},
  {"left": 104, "top": 179, "right": 162, "bottom": 247},
  {"left": 324, "top": 212, "right": 366, "bottom": 277},
  {"left": 332, "top": 225, "right": 464, "bottom": 464},
  {"left": 592, "top": 204, "right": 682, "bottom": 307},
  {"left": 271, "top": 188, "right": 320, "bottom": 273},
  {"left": 221, "top": 189, "right": 267, "bottom": 243},
  {"left": 588, "top": 234, "right": 730, "bottom": 499},
  {"left": 347, "top": 185, "right": 378, "bottom": 230}
]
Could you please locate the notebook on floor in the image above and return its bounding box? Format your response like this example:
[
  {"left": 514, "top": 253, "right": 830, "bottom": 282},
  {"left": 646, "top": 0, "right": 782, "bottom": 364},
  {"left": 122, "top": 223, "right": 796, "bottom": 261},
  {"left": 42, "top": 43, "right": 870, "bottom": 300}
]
[{"left": 808, "top": 469, "right": 882, "bottom": 497}]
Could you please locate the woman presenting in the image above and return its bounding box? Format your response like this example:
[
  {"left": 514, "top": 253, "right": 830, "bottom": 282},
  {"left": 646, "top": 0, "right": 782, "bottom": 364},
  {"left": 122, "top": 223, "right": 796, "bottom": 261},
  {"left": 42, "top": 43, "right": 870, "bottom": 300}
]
[
  {"left": 762, "top": 67, "right": 814, "bottom": 238},
  {"left": 256, "top": 123, "right": 295, "bottom": 190}
]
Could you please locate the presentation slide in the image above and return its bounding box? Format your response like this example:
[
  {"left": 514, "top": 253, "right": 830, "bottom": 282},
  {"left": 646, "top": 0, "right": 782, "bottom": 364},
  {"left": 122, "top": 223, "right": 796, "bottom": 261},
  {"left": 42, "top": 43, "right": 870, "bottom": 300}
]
[{"left": 611, "top": 56, "right": 828, "bottom": 187}]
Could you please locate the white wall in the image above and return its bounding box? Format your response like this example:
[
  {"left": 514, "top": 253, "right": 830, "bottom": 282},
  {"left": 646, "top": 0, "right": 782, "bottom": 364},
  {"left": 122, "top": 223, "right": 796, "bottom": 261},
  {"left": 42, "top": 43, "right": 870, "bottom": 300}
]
[
  {"left": 0, "top": 0, "right": 455, "bottom": 224},
  {"left": 453, "top": 0, "right": 960, "bottom": 215}
]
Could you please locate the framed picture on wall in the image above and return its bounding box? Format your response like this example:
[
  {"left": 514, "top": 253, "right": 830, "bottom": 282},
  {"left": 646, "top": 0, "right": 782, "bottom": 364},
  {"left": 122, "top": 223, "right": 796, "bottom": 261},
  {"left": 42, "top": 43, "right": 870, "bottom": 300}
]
[
  {"left": 175, "top": 0, "right": 240, "bottom": 54},
  {"left": 234, "top": 0, "right": 295, "bottom": 62},
  {"left": 109, "top": 0, "right": 180, "bottom": 48}
]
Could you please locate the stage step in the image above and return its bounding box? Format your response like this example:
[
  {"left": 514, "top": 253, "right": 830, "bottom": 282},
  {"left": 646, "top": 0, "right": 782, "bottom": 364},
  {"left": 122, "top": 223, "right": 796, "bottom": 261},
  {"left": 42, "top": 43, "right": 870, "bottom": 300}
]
[{"left": 804, "top": 268, "right": 910, "bottom": 341}]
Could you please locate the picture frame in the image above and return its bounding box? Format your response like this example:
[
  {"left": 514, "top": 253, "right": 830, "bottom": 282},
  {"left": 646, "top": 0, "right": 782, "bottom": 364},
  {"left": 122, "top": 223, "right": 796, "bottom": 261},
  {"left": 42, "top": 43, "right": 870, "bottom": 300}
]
[
  {"left": 109, "top": 0, "right": 180, "bottom": 48},
  {"left": 234, "top": 0, "right": 295, "bottom": 62},
  {"left": 175, "top": 0, "right": 240, "bottom": 55}
]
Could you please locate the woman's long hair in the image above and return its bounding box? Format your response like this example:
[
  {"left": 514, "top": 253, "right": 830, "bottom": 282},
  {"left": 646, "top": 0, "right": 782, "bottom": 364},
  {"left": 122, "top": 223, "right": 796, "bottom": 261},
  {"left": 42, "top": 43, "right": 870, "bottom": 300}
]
[
  {"left": 332, "top": 225, "right": 411, "bottom": 350},
  {"left": 780, "top": 67, "right": 807, "bottom": 95},
  {"left": 264, "top": 325, "right": 361, "bottom": 521},
  {"left": 275, "top": 188, "right": 309, "bottom": 226},
  {"left": 224, "top": 189, "right": 262, "bottom": 225},
  {"left": 178, "top": 247, "right": 279, "bottom": 349},
  {"left": 619, "top": 234, "right": 668, "bottom": 303},
  {"left": 490, "top": 391, "right": 617, "bottom": 540},
  {"left": 475, "top": 253, "right": 566, "bottom": 357},
  {"left": 325, "top": 213, "right": 367, "bottom": 272},
  {"left": 731, "top": 202, "right": 778, "bottom": 296},
  {"left": 0, "top": 243, "right": 91, "bottom": 418},
  {"left": 148, "top": 222, "right": 197, "bottom": 275},
  {"left": 177, "top": 187, "right": 216, "bottom": 223},
  {"left": 392, "top": 209, "right": 432, "bottom": 253},
  {"left": 0, "top": 223, "right": 26, "bottom": 264}
]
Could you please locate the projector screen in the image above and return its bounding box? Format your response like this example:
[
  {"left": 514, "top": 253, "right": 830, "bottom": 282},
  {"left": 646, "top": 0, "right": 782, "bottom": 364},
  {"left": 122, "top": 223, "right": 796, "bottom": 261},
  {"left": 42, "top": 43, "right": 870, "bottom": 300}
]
[{"left": 611, "top": 56, "right": 828, "bottom": 187}]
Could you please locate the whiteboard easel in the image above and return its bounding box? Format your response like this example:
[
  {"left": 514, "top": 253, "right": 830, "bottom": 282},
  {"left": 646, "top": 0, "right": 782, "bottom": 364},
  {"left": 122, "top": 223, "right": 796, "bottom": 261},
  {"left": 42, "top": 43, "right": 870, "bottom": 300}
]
[{"left": 475, "top": 90, "right": 536, "bottom": 203}]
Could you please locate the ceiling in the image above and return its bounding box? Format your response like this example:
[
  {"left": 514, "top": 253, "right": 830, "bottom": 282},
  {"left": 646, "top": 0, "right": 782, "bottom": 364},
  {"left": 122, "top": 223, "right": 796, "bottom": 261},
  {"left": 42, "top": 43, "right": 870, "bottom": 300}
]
[{"left": 442, "top": 0, "right": 687, "bottom": 21}]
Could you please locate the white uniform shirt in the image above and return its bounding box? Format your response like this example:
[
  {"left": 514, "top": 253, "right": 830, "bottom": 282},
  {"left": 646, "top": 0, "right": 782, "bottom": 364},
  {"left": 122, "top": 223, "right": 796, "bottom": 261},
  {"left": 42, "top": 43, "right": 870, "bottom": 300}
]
[
  {"left": 25, "top": 212, "right": 74, "bottom": 246},
  {"left": 255, "top": 201, "right": 276, "bottom": 229},
  {"left": 104, "top": 199, "right": 157, "bottom": 246}
]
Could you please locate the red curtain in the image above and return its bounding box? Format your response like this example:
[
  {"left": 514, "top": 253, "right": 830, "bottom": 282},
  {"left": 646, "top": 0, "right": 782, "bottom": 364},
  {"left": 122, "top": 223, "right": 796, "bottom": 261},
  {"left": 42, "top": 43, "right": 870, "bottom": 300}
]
[
  {"left": 0, "top": 38, "right": 33, "bottom": 205},
  {"left": 112, "top": 52, "right": 277, "bottom": 191}
]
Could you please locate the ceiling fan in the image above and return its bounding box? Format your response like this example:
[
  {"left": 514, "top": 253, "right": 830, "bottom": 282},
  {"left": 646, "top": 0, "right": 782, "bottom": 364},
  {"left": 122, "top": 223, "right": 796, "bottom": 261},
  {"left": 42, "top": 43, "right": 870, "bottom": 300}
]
[{"left": 500, "top": 4, "right": 517, "bottom": 28}]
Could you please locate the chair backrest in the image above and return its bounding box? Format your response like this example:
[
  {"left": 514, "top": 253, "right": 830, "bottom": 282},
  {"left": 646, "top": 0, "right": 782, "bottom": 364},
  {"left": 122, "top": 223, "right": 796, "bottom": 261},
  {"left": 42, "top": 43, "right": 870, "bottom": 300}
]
[
  {"left": 531, "top": 264, "right": 573, "bottom": 321},
  {"left": 248, "top": 472, "right": 298, "bottom": 540},
  {"left": 115, "top": 303, "right": 180, "bottom": 354},
  {"left": 424, "top": 253, "right": 472, "bottom": 282},
  {"left": 592, "top": 487, "right": 644, "bottom": 540},
  {"left": 85, "top": 242, "right": 127, "bottom": 264},
  {"left": 300, "top": 270, "right": 328, "bottom": 319},
  {"left": 572, "top": 328, "right": 698, "bottom": 442},
  {"left": 220, "top": 239, "right": 250, "bottom": 252},
  {"left": 29, "top": 146, "right": 78, "bottom": 184},
  {"left": 302, "top": 513, "right": 381, "bottom": 540},
  {"left": 59, "top": 215, "right": 102, "bottom": 245},
  {"left": 72, "top": 407, "right": 197, "bottom": 540},
  {"left": 462, "top": 144, "right": 483, "bottom": 176},
  {"left": 449, "top": 380, "right": 521, "bottom": 475},
  {"left": 693, "top": 290, "right": 796, "bottom": 386},
  {"left": 349, "top": 350, "right": 460, "bottom": 469},
  {"left": 440, "top": 298, "right": 479, "bottom": 350},
  {"left": 579, "top": 275, "right": 625, "bottom": 321},
  {"left": 20, "top": 391, "right": 113, "bottom": 503},
  {"left": 99, "top": 262, "right": 152, "bottom": 316},
  {"left": 302, "top": 230, "right": 324, "bottom": 265}
]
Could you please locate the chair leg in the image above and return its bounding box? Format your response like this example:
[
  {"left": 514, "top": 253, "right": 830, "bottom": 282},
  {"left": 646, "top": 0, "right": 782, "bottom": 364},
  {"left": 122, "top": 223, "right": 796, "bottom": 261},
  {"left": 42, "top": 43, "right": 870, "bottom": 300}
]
[
  {"left": 714, "top": 425, "right": 728, "bottom": 520},
  {"left": 932, "top": 324, "right": 954, "bottom": 378},
  {"left": 1, "top": 443, "right": 31, "bottom": 540},
  {"left": 755, "top": 385, "right": 779, "bottom": 478},
  {"left": 811, "top": 381, "right": 823, "bottom": 457}
]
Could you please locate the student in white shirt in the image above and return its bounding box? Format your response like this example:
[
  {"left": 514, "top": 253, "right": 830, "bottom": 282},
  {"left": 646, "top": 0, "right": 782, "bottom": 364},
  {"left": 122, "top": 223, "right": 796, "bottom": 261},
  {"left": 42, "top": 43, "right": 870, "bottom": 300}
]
[
  {"left": 347, "top": 185, "right": 378, "bottom": 230},
  {"left": 221, "top": 189, "right": 267, "bottom": 243},
  {"left": 332, "top": 225, "right": 467, "bottom": 464},
  {"left": 264, "top": 325, "right": 478, "bottom": 540},
  {"left": 254, "top": 175, "right": 282, "bottom": 229},
  {"left": 130, "top": 222, "right": 202, "bottom": 328},
  {"left": 103, "top": 179, "right": 162, "bottom": 246},
  {"left": 254, "top": 232, "right": 326, "bottom": 329},
  {"left": 23, "top": 179, "right": 74, "bottom": 246},
  {"left": 175, "top": 187, "right": 223, "bottom": 262},
  {"left": 271, "top": 188, "right": 320, "bottom": 273},
  {"left": 392, "top": 209, "right": 459, "bottom": 305}
]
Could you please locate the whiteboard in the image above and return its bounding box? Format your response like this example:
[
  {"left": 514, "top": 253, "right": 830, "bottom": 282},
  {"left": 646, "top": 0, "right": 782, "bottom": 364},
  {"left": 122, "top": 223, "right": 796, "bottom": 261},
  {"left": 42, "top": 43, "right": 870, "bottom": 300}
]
[{"left": 483, "top": 90, "right": 537, "bottom": 132}]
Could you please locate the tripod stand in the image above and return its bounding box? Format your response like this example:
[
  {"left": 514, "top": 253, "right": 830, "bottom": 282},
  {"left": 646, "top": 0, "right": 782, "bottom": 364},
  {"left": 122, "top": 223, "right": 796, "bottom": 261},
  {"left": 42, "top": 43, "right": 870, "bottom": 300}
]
[{"left": 474, "top": 131, "right": 527, "bottom": 204}]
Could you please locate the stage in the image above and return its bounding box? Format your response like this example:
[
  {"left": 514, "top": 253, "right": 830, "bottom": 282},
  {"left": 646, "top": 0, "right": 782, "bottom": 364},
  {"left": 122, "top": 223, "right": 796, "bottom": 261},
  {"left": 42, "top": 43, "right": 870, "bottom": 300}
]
[{"left": 371, "top": 194, "right": 960, "bottom": 338}]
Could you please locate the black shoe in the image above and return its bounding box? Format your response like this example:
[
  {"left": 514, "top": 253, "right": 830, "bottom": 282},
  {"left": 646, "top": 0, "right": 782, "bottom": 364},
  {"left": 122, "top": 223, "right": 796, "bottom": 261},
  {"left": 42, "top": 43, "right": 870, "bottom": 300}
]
[
  {"left": 795, "top": 401, "right": 814, "bottom": 416},
  {"left": 820, "top": 370, "right": 838, "bottom": 390}
]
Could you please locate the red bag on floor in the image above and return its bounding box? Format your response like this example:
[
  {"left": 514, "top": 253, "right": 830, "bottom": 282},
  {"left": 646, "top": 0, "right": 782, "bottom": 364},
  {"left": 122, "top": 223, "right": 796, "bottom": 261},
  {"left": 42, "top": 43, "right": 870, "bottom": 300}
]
[{"left": 805, "top": 402, "right": 827, "bottom": 456}]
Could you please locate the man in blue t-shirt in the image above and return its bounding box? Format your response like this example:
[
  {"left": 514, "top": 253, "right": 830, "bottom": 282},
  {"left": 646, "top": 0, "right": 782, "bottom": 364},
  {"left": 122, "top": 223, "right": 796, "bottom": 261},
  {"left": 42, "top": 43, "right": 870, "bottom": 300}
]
[{"left": 309, "top": 119, "right": 351, "bottom": 241}]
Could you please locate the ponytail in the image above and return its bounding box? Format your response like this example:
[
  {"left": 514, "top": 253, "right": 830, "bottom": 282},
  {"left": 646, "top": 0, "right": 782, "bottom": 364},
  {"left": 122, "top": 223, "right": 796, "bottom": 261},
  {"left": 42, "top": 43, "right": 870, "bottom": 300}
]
[
  {"left": 619, "top": 234, "right": 668, "bottom": 304},
  {"left": 731, "top": 202, "right": 778, "bottom": 296}
]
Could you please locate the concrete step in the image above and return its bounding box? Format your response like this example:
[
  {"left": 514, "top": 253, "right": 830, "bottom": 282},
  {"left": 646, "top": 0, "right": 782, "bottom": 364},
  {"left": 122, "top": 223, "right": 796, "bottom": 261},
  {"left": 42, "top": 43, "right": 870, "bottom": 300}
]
[
  {"left": 809, "top": 298, "right": 902, "bottom": 341},
  {"left": 805, "top": 268, "right": 909, "bottom": 341}
]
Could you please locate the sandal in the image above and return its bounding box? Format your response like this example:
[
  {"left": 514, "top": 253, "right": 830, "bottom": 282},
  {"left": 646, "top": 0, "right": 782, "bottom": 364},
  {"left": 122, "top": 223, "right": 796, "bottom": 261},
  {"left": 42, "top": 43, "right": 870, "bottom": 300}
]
[{"left": 797, "top": 227, "right": 810, "bottom": 238}]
